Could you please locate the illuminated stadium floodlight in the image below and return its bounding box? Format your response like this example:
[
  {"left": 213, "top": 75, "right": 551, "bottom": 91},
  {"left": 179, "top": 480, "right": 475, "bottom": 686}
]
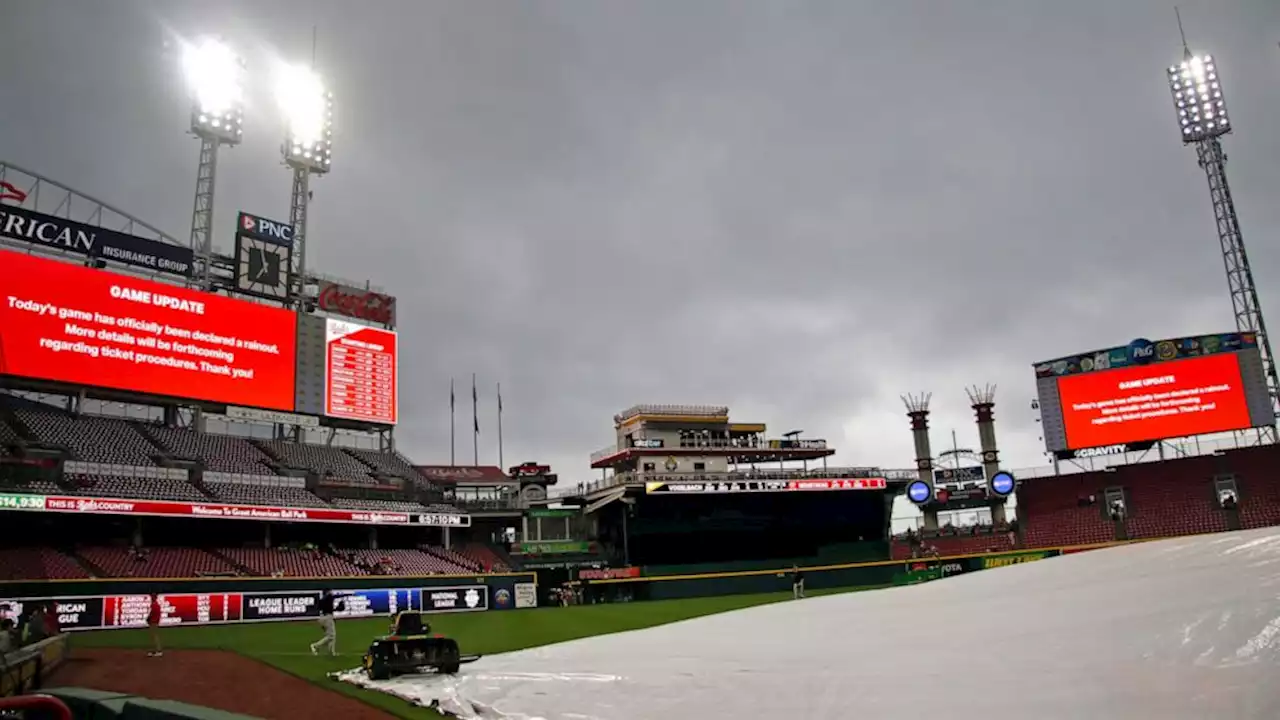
[
  {"left": 183, "top": 38, "right": 245, "bottom": 145},
  {"left": 275, "top": 61, "right": 334, "bottom": 305},
  {"left": 1166, "top": 54, "right": 1229, "bottom": 144},
  {"left": 1165, "top": 16, "right": 1280, "bottom": 443},
  {"left": 181, "top": 37, "right": 245, "bottom": 290},
  {"left": 277, "top": 63, "right": 333, "bottom": 174}
]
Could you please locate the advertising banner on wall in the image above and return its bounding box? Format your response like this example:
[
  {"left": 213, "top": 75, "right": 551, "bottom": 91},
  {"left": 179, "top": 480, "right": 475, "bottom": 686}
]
[
  {"left": 0, "top": 586, "right": 489, "bottom": 631},
  {"left": 0, "top": 493, "right": 470, "bottom": 527},
  {"left": 0, "top": 249, "right": 297, "bottom": 410},
  {"left": 644, "top": 477, "right": 887, "bottom": 494},
  {"left": 513, "top": 582, "right": 538, "bottom": 609},
  {"left": 423, "top": 586, "right": 489, "bottom": 613},
  {"left": 317, "top": 281, "right": 396, "bottom": 327},
  {"left": 0, "top": 204, "right": 194, "bottom": 277}
]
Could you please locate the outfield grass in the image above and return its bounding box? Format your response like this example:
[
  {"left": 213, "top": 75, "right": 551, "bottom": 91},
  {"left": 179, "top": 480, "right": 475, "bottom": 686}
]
[{"left": 72, "top": 588, "right": 854, "bottom": 719}]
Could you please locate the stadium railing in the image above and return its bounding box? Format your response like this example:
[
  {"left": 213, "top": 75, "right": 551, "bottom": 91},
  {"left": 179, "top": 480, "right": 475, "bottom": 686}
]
[
  {"left": 0, "top": 634, "right": 70, "bottom": 697},
  {"left": 582, "top": 467, "right": 917, "bottom": 493},
  {"left": 62, "top": 462, "right": 188, "bottom": 481}
]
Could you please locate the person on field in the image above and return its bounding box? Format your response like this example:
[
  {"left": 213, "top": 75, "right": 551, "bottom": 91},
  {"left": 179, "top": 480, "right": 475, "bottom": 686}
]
[
  {"left": 310, "top": 590, "right": 337, "bottom": 656},
  {"left": 791, "top": 565, "right": 805, "bottom": 599},
  {"left": 146, "top": 594, "right": 163, "bottom": 658}
]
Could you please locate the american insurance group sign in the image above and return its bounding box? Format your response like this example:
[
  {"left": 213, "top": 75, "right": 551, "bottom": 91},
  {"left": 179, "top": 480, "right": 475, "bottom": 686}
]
[{"left": 316, "top": 281, "right": 396, "bottom": 326}]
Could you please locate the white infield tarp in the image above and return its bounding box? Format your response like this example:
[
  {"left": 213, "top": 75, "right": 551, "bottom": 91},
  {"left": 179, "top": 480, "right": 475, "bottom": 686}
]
[{"left": 338, "top": 528, "right": 1280, "bottom": 719}]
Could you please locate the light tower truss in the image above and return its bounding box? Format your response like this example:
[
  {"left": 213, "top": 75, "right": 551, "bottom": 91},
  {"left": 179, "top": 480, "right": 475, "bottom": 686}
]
[
  {"left": 188, "top": 136, "right": 220, "bottom": 288},
  {"left": 1195, "top": 139, "right": 1278, "bottom": 436},
  {"left": 1166, "top": 47, "right": 1280, "bottom": 443},
  {"left": 289, "top": 166, "right": 311, "bottom": 302}
]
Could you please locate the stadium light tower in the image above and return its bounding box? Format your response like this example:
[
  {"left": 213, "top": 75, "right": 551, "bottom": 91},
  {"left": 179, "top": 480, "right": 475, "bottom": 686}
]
[
  {"left": 182, "top": 38, "right": 245, "bottom": 289},
  {"left": 276, "top": 62, "right": 334, "bottom": 302},
  {"left": 1165, "top": 21, "right": 1279, "bottom": 443}
]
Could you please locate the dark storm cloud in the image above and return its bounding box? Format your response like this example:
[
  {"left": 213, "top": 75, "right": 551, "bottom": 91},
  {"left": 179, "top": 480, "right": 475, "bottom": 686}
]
[{"left": 2, "top": 0, "right": 1278, "bottom": 484}]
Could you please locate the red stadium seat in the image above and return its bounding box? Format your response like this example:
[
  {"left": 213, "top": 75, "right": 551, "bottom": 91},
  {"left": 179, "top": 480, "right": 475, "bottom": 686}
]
[
  {"left": 77, "top": 546, "right": 239, "bottom": 579},
  {"left": 0, "top": 547, "right": 90, "bottom": 580}
]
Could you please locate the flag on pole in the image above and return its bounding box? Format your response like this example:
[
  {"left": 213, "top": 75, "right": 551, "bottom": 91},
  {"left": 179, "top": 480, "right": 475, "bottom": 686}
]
[
  {"left": 0, "top": 181, "right": 28, "bottom": 203},
  {"left": 471, "top": 373, "right": 479, "bottom": 465},
  {"left": 449, "top": 378, "right": 456, "bottom": 466},
  {"left": 497, "top": 382, "right": 505, "bottom": 470}
]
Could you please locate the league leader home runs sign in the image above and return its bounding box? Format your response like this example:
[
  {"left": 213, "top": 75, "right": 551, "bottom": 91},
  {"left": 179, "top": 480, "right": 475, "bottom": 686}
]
[{"left": 0, "top": 204, "right": 194, "bottom": 277}]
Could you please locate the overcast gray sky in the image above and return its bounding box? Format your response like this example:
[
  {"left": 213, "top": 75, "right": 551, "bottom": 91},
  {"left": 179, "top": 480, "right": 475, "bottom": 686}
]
[{"left": 2, "top": 1, "right": 1279, "bottom": 485}]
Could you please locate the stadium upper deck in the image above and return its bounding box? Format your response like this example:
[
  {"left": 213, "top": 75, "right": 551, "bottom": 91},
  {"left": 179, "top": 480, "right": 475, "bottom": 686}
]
[
  {"left": 583, "top": 404, "right": 912, "bottom": 499},
  {"left": 0, "top": 392, "right": 472, "bottom": 519},
  {"left": 591, "top": 404, "right": 833, "bottom": 469}
]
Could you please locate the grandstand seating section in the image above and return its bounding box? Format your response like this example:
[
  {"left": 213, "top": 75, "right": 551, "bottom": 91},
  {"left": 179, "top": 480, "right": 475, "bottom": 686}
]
[
  {"left": 890, "top": 529, "right": 1016, "bottom": 560},
  {"left": 65, "top": 473, "right": 208, "bottom": 502},
  {"left": 425, "top": 545, "right": 484, "bottom": 572},
  {"left": 143, "top": 426, "right": 276, "bottom": 474},
  {"left": 347, "top": 548, "right": 472, "bottom": 575},
  {"left": 0, "top": 547, "right": 90, "bottom": 581},
  {"left": 457, "top": 542, "right": 511, "bottom": 572},
  {"left": 1014, "top": 444, "right": 1280, "bottom": 549},
  {"left": 204, "top": 481, "right": 330, "bottom": 508},
  {"left": 1119, "top": 455, "right": 1230, "bottom": 539},
  {"left": 0, "top": 397, "right": 464, "bottom": 513},
  {"left": 1017, "top": 475, "right": 1117, "bottom": 549},
  {"left": 1220, "top": 445, "right": 1280, "bottom": 530},
  {"left": 257, "top": 439, "right": 371, "bottom": 477},
  {"left": 77, "top": 546, "right": 240, "bottom": 579},
  {"left": 345, "top": 447, "right": 420, "bottom": 478},
  {"left": 14, "top": 407, "right": 158, "bottom": 465},
  {"left": 330, "top": 498, "right": 429, "bottom": 512},
  {"left": 0, "top": 545, "right": 502, "bottom": 580},
  {"left": 0, "top": 418, "right": 18, "bottom": 456},
  {"left": 220, "top": 547, "right": 366, "bottom": 577}
]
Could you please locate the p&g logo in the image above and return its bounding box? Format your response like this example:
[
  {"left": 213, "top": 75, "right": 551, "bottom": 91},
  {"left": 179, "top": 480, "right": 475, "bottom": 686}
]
[{"left": 1127, "top": 338, "right": 1155, "bottom": 365}]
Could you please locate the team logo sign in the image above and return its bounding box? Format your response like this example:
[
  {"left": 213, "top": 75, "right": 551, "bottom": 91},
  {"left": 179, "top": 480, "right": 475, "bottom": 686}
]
[
  {"left": 906, "top": 480, "right": 932, "bottom": 504},
  {"left": 988, "top": 471, "right": 1016, "bottom": 496}
]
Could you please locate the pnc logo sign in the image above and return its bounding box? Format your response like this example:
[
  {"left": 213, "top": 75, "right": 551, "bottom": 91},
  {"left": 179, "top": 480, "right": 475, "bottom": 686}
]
[{"left": 237, "top": 212, "right": 294, "bottom": 245}]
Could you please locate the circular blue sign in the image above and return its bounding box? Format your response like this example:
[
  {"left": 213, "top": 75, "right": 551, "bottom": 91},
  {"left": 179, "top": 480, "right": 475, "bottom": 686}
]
[
  {"left": 906, "top": 480, "right": 932, "bottom": 504},
  {"left": 989, "top": 471, "right": 1016, "bottom": 496},
  {"left": 1127, "top": 338, "right": 1155, "bottom": 365}
]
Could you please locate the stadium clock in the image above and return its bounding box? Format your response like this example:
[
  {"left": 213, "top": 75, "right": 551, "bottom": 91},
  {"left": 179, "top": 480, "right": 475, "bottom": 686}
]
[{"left": 235, "top": 234, "right": 291, "bottom": 299}]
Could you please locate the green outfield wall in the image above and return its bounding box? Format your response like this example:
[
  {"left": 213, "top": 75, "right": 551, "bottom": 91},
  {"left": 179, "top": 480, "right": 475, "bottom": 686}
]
[{"left": 584, "top": 543, "right": 1125, "bottom": 601}]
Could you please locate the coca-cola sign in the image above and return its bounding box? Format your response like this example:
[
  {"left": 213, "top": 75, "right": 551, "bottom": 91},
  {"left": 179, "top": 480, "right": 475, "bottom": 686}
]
[{"left": 317, "top": 281, "right": 396, "bottom": 326}]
